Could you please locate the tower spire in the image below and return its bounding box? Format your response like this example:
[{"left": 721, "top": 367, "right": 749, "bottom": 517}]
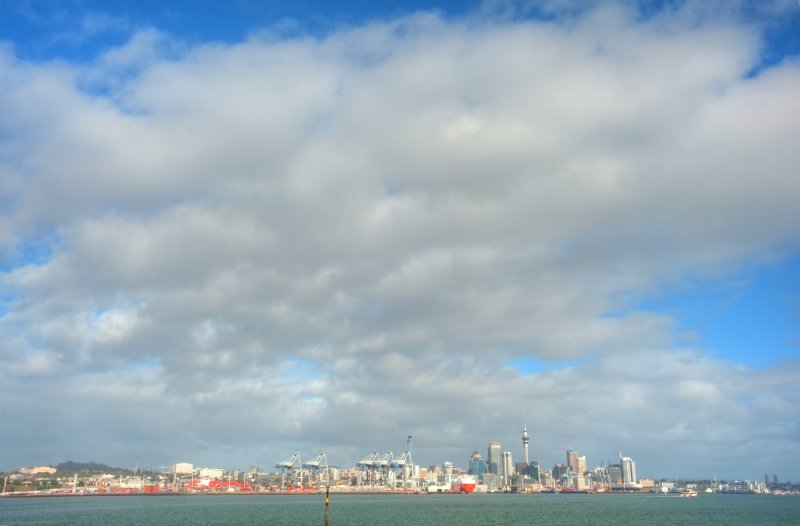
[{"left": 522, "top": 411, "right": 530, "bottom": 466}]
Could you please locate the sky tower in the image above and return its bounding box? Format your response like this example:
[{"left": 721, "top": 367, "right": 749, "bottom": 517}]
[{"left": 522, "top": 422, "right": 530, "bottom": 466}]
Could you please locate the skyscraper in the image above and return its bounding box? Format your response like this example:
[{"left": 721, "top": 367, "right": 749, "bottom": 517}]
[
  {"left": 607, "top": 464, "right": 623, "bottom": 484},
  {"left": 576, "top": 455, "right": 586, "bottom": 475},
  {"left": 552, "top": 463, "right": 568, "bottom": 483},
  {"left": 566, "top": 449, "right": 578, "bottom": 473},
  {"left": 502, "top": 451, "right": 513, "bottom": 486},
  {"left": 620, "top": 455, "right": 636, "bottom": 484},
  {"left": 468, "top": 451, "right": 487, "bottom": 477},
  {"left": 488, "top": 442, "right": 501, "bottom": 475},
  {"left": 529, "top": 461, "right": 541, "bottom": 482}
]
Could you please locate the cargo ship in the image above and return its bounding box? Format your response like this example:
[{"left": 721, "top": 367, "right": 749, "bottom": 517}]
[{"left": 451, "top": 475, "right": 477, "bottom": 494}]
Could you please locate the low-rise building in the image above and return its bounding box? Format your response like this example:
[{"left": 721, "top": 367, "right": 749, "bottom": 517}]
[
  {"left": 19, "top": 466, "right": 57, "bottom": 475},
  {"left": 172, "top": 463, "right": 194, "bottom": 475}
]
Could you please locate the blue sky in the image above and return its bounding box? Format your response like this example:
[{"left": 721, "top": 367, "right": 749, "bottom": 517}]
[
  {"left": 1, "top": 0, "right": 799, "bottom": 480},
  {"left": 642, "top": 256, "right": 800, "bottom": 367},
  {"left": 0, "top": 0, "right": 474, "bottom": 60},
  {"left": 7, "top": 0, "right": 797, "bottom": 63}
]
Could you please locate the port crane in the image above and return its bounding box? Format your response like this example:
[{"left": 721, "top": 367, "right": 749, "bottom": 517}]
[
  {"left": 302, "top": 453, "right": 331, "bottom": 487},
  {"left": 275, "top": 453, "right": 305, "bottom": 490},
  {"left": 357, "top": 452, "right": 382, "bottom": 486},
  {"left": 391, "top": 451, "right": 413, "bottom": 485},
  {"left": 355, "top": 436, "right": 415, "bottom": 488}
]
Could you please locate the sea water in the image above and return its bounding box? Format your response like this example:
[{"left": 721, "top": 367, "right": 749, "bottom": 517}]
[{"left": 2, "top": 493, "right": 799, "bottom": 526}]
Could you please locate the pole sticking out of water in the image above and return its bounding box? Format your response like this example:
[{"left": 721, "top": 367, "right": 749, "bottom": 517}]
[{"left": 323, "top": 484, "right": 331, "bottom": 525}]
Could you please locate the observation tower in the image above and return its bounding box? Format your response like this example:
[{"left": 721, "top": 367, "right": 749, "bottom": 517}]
[{"left": 522, "top": 424, "right": 530, "bottom": 466}]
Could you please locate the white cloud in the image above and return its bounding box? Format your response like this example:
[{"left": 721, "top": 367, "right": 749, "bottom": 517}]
[
  {"left": 90, "top": 308, "right": 142, "bottom": 344},
  {"left": 1, "top": 5, "right": 799, "bottom": 478}
]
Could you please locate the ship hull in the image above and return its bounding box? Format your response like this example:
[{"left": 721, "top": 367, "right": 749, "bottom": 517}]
[
  {"left": 459, "top": 483, "right": 476, "bottom": 494},
  {"left": 452, "top": 477, "right": 477, "bottom": 494}
]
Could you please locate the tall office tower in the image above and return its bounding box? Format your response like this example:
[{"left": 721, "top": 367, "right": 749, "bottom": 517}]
[
  {"left": 607, "top": 464, "right": 623, "bottom": 484},
  {"left": 488, "top": 442, "right": 502, "bottom": 475},
  {"left": 529, "top": 461, "right": 541, "bottom": 482},
  {"left": 502, "top": 451, "right": 513, "bottom": 485},
  {"left": 469, "top": 451, "right": 487, "bottom": 477},
  {"left": 576, "top": 455, "right": 587, "bottom": 475},
  {"left": 620, "top": 455, "right": 637, "bottom": 484},
  {"left": 522, "top": 424, "right": 530, "bottom": 465},
  {"left": 566, "top": 449, "right": 578, "bottom": 473},
  {"left": 765, "top": 474, "right": 770, "bottom": 486},
  {"left": 773, "top": 475, "right": 778, "bottom": 485}
]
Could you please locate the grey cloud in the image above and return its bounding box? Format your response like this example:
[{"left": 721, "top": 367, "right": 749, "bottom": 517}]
[{"left": 1, "top": 5, "right": 799, "bottom": 477}]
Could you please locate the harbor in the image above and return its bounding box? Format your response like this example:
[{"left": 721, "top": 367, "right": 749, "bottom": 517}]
[{"left": 1, "top": 492, "right": 799, "bottom": 526}]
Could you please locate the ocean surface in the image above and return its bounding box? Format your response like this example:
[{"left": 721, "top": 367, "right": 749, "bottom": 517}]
[{"left": 2, "top": 493, "right": 799, "bottom": 526}]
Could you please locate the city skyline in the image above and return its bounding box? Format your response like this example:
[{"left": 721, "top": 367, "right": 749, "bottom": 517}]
[
  {"left": 3, "top": 429, "right": 787, "bottom": 485},
  {"left": 1, "top": 0, "right": 799, "bottom": 481}
]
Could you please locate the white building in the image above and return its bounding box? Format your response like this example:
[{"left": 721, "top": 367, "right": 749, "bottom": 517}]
[
  {"left": 19, "top": 466, "right": 57, "bottom": 475},
  {"left": 199, "top": 468, "right": 224, "bottom": 479},
  {"left": 502, "top": 451, "right": 513, "bottom": 486},
  {"left": 172, "top": 462, "right": 194, "bottom": 475},
  {"left": 574, "top": 474, "right": 589, "bottom": 490},
  {"left": 620, "top": 456, "right": 637, "bottom": 484}
]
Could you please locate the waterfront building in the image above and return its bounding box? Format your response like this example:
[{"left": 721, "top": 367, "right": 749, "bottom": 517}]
[
  {"left": 444, "top": 462, "right": 453, "bottom": 476},
  {"left": 484, "top": 473, "right": 500, "bottom": 492},
  {"left": 620, "top": 456, "right": 636, "bottom": 484},
  {"left": 199, "top": 468, "right": 224, "bottom": 479},
  {"left": 607, "top": 464, "right": 623, "bottom": 484},
  {"left": 442, "top": 462, "right": 454, "bottom": 485},
  {"left": 748, "top": 480, "right": 768, "bottom": 493},
  {"left": 488, "top": 442, "right": 501, "bottom": 475},
  {"left": 172, "top": 463, "right": 193, "bottom": 475}
]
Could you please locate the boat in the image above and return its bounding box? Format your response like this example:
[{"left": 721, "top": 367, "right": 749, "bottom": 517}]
[
  {"left": 680, "top": 488, "right": 698, "bottom": 497},
  {"left": 451, "top": 475, "right": 477, "bottom": 494}
]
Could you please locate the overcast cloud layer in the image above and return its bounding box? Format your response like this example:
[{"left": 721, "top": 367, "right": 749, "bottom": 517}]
[{"left": 1, "top": 2, "right": 799, "bottom": 479}]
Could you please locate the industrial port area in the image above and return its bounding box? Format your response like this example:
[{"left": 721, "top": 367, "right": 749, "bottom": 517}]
[{"left": 4, "top": 430, "right": 796, "bottom": 497}]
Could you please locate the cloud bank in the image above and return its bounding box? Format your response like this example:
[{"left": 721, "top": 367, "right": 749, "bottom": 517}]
[{"left": 1, "top": 3, "right": 799, "bottom": 478}]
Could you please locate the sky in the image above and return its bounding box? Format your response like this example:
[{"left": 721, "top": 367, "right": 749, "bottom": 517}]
[{"left": 0, "top": 0, "right": 799, "bottom": 481}]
